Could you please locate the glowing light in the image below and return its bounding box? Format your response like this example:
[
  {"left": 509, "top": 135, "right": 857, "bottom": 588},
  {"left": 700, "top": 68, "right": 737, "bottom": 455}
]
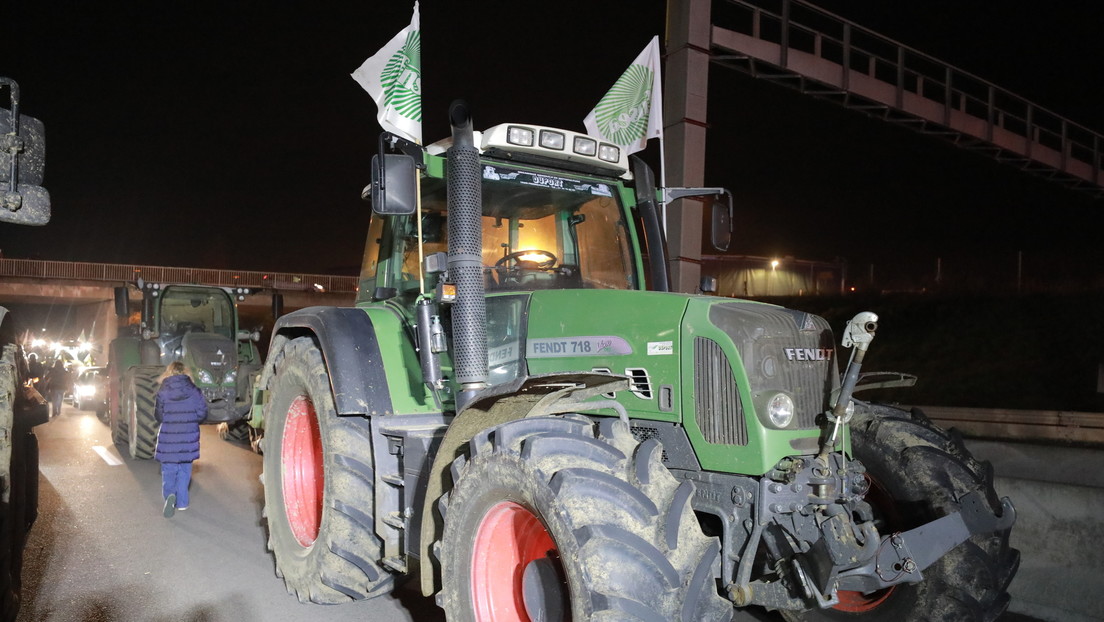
[{"left": 517, "top": 252, "right": 551, "bottom": 264}]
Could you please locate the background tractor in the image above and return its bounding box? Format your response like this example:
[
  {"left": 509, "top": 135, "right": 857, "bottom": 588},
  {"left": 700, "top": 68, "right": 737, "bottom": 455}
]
[
  {"left": 0, "top": 77, "right": 52, "bottom": 621},
  {"left": 108, "top": 281, "right": 261, "bottom": 459},
  {"left": 250, "top": 102, "right": 1019, "bottom": 621}
]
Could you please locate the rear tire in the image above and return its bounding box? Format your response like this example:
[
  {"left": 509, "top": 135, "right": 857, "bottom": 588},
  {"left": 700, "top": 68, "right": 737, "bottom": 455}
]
[
  {"left": 109, "top": 373, "right": 129, "bottom": 450},
  {"left": 126, "top": 367, "right": 161, "bottom": 460},
  {"left": 262, "top": 336, "right": 393, "bottom": 603},
  {"left": 783, "top": 404, "right": 1019, "bottom": 621},
  {"left": 437, "top": 415, "right": 732, "bottom": 622}
]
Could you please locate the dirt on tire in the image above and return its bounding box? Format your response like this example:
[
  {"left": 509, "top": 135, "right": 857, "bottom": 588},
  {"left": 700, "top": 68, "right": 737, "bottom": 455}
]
[
  {"left": 784, "top": 403, "right": 1019, "bottom": 621},
  {"left": 437, "top": 414, "right": 733, "bottom": 622},
  {"left": 261, "top": 336, "right": 394, "bottom": 604}
]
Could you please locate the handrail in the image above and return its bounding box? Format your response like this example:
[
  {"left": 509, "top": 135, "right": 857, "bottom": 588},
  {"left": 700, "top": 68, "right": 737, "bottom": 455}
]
[
  {"left": 0, "top": 258, "right": 358, "bottom": 293},
  {"left": 716, "top": 0, "right": 1102, "bottom": 184}
]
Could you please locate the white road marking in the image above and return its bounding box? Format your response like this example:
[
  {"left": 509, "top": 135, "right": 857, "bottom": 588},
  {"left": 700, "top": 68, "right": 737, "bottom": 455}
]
[{"left": 92, "top": 445, "right": 124, "bottom": 466}]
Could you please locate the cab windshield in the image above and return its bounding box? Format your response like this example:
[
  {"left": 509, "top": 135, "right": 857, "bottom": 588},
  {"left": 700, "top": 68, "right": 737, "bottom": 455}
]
[
  {"left": 360, "top": 163, "right": 637, "bottom": 296},
  {"left": 158, "top": 287, "right": 235, "bottom": 340}
]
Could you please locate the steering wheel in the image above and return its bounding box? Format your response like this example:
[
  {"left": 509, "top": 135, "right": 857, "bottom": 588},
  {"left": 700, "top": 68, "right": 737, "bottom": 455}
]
[{"left": 494, "top": 249, "right": 558, "bottom": 270}]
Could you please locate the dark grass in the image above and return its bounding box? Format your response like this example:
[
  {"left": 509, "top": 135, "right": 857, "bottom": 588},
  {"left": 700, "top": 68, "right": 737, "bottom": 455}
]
[{"left": 760, "top": 291, "right": 1104, "bottom": 413}]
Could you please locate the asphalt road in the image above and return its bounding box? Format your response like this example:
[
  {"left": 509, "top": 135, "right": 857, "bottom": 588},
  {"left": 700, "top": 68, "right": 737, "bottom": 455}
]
[
  {"left": 17, "top": 404, "right": 446, "bottom": 622},
  {"left": 16, "top": 405, "right": 1040, "bottom": 622}
]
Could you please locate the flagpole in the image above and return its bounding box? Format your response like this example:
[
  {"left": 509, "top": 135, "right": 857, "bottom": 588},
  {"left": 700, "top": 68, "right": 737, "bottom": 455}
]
[{"left": 659, "top": 135, "right": 668, "bottom": 236}]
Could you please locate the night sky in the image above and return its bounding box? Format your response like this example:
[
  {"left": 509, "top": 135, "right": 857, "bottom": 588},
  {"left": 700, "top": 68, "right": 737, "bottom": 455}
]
[{"left": 3, "top": 1, "right": 1104, "bottom": 286}]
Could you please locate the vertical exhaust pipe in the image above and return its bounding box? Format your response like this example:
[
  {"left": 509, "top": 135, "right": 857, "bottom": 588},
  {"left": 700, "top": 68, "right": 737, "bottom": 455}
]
[{"left": 446, "top": 100, "right": 488, "bottom": 410}]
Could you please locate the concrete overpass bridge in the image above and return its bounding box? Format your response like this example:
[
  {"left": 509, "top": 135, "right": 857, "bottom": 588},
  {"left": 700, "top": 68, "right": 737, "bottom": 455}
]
[{"left": 0, "top": 258, "right": 357, "bottom": 362}]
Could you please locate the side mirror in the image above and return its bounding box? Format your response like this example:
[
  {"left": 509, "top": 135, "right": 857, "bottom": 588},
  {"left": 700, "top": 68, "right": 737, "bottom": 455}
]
[
  {"left": 663, "top": 186, "right": 735, "bottom": 252},
  {"left": 113, "top": 286, "right": 129, "bottom": 318},
  {"left": 710, "top": 197, "right": 733, "bottom": 252},
  {"left": 370, "top": 153, "right": 418, "bottom": 215},
  {"left": 0, "top": 84, "right": 51, "bottom": 226},
  {"left": 0, "top": 184, "right": 50, "bottom": 226}
]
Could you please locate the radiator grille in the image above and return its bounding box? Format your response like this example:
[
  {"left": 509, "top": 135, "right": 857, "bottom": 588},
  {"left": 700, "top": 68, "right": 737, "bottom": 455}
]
[
  {"left": 694, "top": 337, "right": 748, "bottom": 446},
  {"left": 709, "top": 303, "right": 835, "bottom": 430}
]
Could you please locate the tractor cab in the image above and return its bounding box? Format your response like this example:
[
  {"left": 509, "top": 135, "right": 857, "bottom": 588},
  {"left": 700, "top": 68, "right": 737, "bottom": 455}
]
[
  {"left": 156, "top": 285, "right": 237, "bottom": 365},
  {"left": 357, "top": 124, "right": 650, "bottom": 304}
]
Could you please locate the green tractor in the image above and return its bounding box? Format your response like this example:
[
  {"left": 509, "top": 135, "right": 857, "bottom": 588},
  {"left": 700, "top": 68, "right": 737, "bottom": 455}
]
[
  {"left": 108, "top": 282, "right": 261, "bottom": 459},
  {"left": 250, "top": 102, "right": 1018, "bottom": 620},
  {"left": 0, "top": 77, "right": 51, "bottom": 622}
]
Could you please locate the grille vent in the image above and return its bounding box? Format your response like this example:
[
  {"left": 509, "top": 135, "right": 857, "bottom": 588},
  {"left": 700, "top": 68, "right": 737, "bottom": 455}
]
[
  {"left": 630, "top": 426, "right": 669, "bottom": 462},
  {"left": 625, "top": 368, "right": 653, "bottom": 399},
  {"left": 694, "top": 337, "right": 748, "bottom": 446}
]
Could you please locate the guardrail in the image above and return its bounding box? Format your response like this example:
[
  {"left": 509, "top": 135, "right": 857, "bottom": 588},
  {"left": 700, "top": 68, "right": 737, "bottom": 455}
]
[
  {"left": 920, "top": 405, "right": 1104, "bottom": 445},
  {"left": 0, "top": 258, "right": 359, "bottom": 293}
]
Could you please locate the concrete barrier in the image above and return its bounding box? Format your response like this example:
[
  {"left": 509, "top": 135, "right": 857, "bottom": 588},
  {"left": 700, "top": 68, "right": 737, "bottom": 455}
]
[{"left": 966, "top": 440, "right": 1104, "bottom": 621}]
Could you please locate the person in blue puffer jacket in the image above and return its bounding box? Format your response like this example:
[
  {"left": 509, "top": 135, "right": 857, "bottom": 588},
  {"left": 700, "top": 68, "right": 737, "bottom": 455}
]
[{"left": 155, "top": 361, "right": 207, "bottom": 518}]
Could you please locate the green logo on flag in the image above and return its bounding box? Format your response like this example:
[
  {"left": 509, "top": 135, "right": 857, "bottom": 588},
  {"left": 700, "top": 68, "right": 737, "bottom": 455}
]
[
  {"left": 381, "top": 30, "right": 421, "bottom": 123},
  {"left": 592, "top": 64, "right": 653, "bottom": 145}
]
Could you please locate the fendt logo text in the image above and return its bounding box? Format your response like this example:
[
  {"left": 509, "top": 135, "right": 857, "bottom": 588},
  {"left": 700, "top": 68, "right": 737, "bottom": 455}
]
[{"left": 784, "top": 348, "right": 833, "bottom": 362}]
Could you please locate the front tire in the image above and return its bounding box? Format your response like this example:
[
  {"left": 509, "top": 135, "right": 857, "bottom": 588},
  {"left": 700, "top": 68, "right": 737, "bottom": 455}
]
[
  {"left": 437, "top": 415, "right": 732, "bottom": 622},
  {"left": 785, "top": 404, "right": 1019, "bottom": 621},
  {"left": 261, "top": 336, "right": 393, "bottom": 603}
]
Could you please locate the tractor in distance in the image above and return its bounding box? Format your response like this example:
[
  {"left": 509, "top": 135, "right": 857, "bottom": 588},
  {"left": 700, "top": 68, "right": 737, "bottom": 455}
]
[
  {"left": 0, "top": 76, "right": 52, "bottom": 621},
  {"left": 107, "top": 281, "right": 261, "bottom": 459},
  {"left": 249, "top": 101, "right": 1018, "bottom": 621}
]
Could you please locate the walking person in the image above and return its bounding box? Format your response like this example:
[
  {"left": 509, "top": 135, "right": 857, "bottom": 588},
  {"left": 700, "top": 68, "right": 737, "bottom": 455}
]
[
  {"left": 154, "top": 361, "right": 207, "bottom": 518},
  {"left": 43, "top": 359, "right": 71, "bottom": 419}
]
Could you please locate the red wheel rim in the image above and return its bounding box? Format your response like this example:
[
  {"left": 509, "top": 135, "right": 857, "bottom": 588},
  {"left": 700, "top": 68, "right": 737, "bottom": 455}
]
[
  {"left": 471, "top": 501, "right": 558, "bottom": 621},
  {"left": 834, "top": 474, "right": 898, "bottom": 612},
  {"left": 834, "top": 586, "right": 894, "bottom": 612},
  {"left": 282, "top": 395, "right": 324, "bottom": 547}
]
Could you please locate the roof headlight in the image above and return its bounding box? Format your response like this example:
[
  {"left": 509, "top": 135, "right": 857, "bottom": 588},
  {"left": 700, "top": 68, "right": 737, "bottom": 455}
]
[
  {"left": 598, "top": 143, "right": 620, "bottom": 163},
  {"left": 539, "top": 130, "right": 565, "bottom": 150},
  {"left": 765, "top": 392, "right": 795, "bottom": 428},
  {"left": 573, "top": 136, "right": 597, "bottom": 156},
  {"left": 507, "top": 126, "right": 535, "bottom": 147}
]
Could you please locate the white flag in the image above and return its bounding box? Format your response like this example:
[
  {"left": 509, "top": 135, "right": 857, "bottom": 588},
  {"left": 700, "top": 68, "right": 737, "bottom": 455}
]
[
  {"left": 351, "top": 2, "right": 422, "bottom": 143},
  {"left": 583, "top": 36, "right": 663, "bottom": 155}
]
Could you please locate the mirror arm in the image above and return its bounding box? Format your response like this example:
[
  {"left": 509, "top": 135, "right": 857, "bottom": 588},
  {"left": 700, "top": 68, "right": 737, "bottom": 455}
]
[
  {"left": 379, "top": 131, "right": 426, "bottom": 169},
  {"left": 662, "top": 187, "right": 728, "bottom": 203},
  {"left": 2, "top": 78, "right": 20, "bottom": 196}
]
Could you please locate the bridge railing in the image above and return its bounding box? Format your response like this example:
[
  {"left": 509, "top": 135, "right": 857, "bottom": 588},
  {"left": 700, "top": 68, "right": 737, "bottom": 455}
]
[
  {"left": 0, "top": 258, "right": 359, "bottom": 293},
  {"left": 715, "top": 0, "right": 1102, "bottom": 186}
]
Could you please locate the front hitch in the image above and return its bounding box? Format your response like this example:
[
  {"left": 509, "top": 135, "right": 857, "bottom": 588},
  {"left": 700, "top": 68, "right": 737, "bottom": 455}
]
[{"left": 834, "top": 492, "right": 1016, "bottom": 593}]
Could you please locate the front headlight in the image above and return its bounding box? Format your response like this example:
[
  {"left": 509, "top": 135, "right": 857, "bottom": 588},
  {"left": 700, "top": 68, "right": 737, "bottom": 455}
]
[
  {"left": 196, "top": 369, "right": 215, "bottom": 384},
  {"left": 764, "top": 392, "right": 795, "bottom": 428},
  {"left": 223, "top": 369, "right": 237, "bottom": 384}
]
